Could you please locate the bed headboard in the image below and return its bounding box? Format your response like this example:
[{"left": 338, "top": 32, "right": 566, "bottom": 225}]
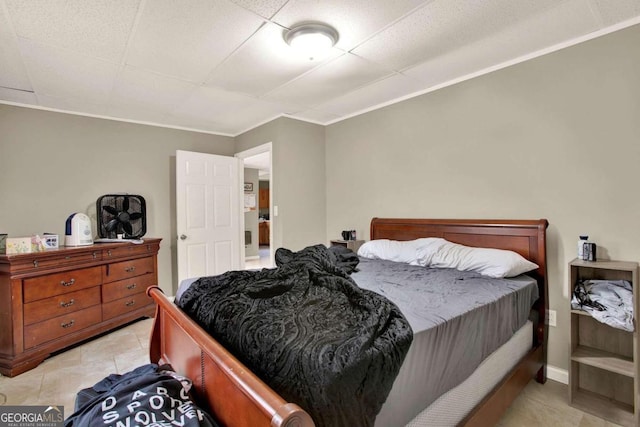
[
  {"left": 369, "top": 218, "right": 549, "bottom": 350},
  {"left": 370, "top": 218, "right": 548, "bottom": 276}
]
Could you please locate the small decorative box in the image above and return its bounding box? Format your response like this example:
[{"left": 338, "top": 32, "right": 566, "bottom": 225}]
[
  {"left": 0, "top": 234, "right": 6, "bottom": 254},
  {"left": 6, "top": 237, "right": 32, "bottom": 254}
]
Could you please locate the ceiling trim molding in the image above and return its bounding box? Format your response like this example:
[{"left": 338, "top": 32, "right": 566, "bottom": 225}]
[
  {"left": 0, "top": 100, "right": 236, "bottom": 137},
  {"left": 321, "top": 15, "right": 640, "bottom": 127}
]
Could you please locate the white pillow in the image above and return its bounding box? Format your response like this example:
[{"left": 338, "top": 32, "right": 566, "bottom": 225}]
[
  {"left": 431, "top": 241, "right": 538, "bottom": 278},
  {"left": 357, "top": 238, "right": 447, "bottom": 266}
]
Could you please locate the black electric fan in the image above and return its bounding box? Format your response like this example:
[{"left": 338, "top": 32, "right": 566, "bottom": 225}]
[{"left": 96, "top": 194, "right": 147, "bottom": 239}]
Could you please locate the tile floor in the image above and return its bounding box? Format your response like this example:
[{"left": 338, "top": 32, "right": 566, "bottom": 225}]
[
  {"left": 0, "top": 319, "right": 621, "bottom": 426},
  {"left": 0, "top": 318, "right": 153, "bottom": 417},
  {"left": 496, "top": 380, "right": 621, "bottom": 427},
  {"left": 245, "top": 245, "right": 272, "bottom": 270}
]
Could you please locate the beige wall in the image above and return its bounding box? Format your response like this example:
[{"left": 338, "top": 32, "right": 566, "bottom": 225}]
[
  {"left": 0, "top": 105, "right": 235, "bottom": 294},
  {"left": 325, "top": 24, "right": 640, "bottom": 372},
  {"left": 243, "top": 168, "right": 259, "bottom": 258},
  {"left": 235, "top": 117, "right": 326, "bottom": 251}
]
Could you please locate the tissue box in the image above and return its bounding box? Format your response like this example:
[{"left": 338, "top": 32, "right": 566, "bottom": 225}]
[{"left": 6, "top": 237, "right": 32, "bottom": 254}]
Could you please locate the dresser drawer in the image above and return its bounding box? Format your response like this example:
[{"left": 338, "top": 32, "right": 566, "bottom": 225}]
[
  {"left": 103, "top": 243, "right": 157, "bottom": 260},
  {"left": 24, "top": 305, "right": 102, "bottom": 349},
  {"left": 24, "top": 287, "right": 101, "bottom": 325},
  {"left": 102, "top": 273, "right": 156, "bottom": 302},
  {"left": 8, "top": 250, "right": 101, "bottom": 273},
  {"left": 102, "top": 293, "right": 153, "bottom": 321},
  {"left": 23, "top": 266, "right": 102, "bottom": 303},
  {"left": 103, "top": 257, "right": 154, "bottom": 283}
]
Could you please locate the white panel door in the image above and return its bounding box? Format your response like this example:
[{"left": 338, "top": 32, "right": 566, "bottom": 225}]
[{"left": 176, "top": 150, "right": 241, "bottom": 282}]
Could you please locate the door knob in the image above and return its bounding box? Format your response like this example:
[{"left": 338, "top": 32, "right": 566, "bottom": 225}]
[{"left": 180, "top": 234, "right": 187, "bottom": 240}]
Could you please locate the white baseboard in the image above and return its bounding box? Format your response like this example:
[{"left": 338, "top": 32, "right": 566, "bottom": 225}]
[
  {"left": 245, "top": 255, "right": 260, "bottom": 260},
  {"left": 547, "top": 365, "right": 568, "bottom": 384}
]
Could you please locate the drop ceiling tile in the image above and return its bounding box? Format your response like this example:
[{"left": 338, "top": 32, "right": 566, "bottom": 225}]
[
  {"left": 164, "top": 114, "right": 234, "bottom": 135},
  {"left": 171, "top": 87, "right": 298, "bottom": 134},
  {"left": 218, "top": 113, "right": 281, "bottom": 135},
  {"left": 19, "top": 38, "right": 119, "bottom": 105},
  {"left": 1, "top": 0, "right": 638, "bottom": 136},
  {"left": 106, "top": 103, "right": 170, "bottom": 124},
  {"left": 202, "top": 123, "right": 242, "bottom": 135},
  {"left": 405, "top": 0, "right": 601, "bottom": 87},
  {"left": 272, "top": 0, "right": 429, "bottom": 50},
  {"left": 0, "top": 87, "right": 37, "bottom": 104},
  {"left": 0, "top": 4, "right": 13, "bottom": 35},
  {"left": 0, "top": 31, "right": 32, "bottom": 91},
  {"left": 5, "top": 0, "right": 140, "bottom": 63},
  {"left": 490, "top": 0, "right": 601, "bottom": 62},
  {"left": 263, "top": 53, "right": 393, "bottom": 107},
  {"left": 591, "top": 0, "right": 640, "bottom": 26},
  {"left": 38, "top": 93, "right": 109, "bottom": 116},
  {"left": 229, "top": 0, "right": 289, "bottom": 19},
  {"left": 313, "top": 73, "right": 426, "bottom": 117},
  {"left": 126, "top": 0, "right": 265, "bottom": 82},
  {"left": 111, "top": 66, "right": 197, "bottom": 112},
  {"left": 211, "top": 98, "right": 290, "bottom": 132},
  {"left": 352, "top": 0, "right": 562, "bottom": 71},
  {"left": 171, "top": 85, "right": 258, "bottom": 122},
  {"left": 290, "top": 109, "right": 342, "bottom": 124},
  {"left": 205, "top": 22, "right": 342, "bottom": 96}
]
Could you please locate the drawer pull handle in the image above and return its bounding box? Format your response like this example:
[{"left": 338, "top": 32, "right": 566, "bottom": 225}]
[
  {"left": 61, "top": 320, "right": 75, "bottom": 329},
  {"left": 107, "top": 250, "right": 112, "bottom": 257},
  {"left": 125, "top": 300, "right": 136, "bottom": 307},
  {"left": 126, "top": 283, "right": 137, "bottom": 290},
  {"left": 33, "top": 260, "right": 39, "bottom": 268},
  {"left": 60, "top": 299, "right": 75, "bottom": 308},
  {"left": 92, "top": 252, "right": 97, "bottom": 259},
  {"left": 125, "top": 266, "right": 136, "bottom": 273},
  {"left": 65, "top": 256, "right": 71, "bottom": 260},
  {"left": 60, "top": 279, "right": 75, "bottom": 287}
]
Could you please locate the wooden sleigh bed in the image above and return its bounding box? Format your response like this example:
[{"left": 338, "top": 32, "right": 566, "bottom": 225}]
[{"left": 147, "top": 218, "right": 548, "bottom": 427}]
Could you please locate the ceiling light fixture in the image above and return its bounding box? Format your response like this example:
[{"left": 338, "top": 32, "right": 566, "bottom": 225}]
[{"left": 284, "top": 23, "right": 339, "bottom": 61}]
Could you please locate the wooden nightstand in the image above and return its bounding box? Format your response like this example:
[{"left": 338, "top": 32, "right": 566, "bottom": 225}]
[
  {"left": 330, "top": 239, "right": 365, "bottom": 253},
  {"left": 568, "top": 258, "right": 639, "bottom": 426}
]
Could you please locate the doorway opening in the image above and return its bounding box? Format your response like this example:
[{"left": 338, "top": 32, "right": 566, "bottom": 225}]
[{"left": 235, "top": 143, "right": 273, "bottom": 269}]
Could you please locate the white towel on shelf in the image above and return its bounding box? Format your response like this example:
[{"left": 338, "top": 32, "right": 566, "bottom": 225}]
[{"left": 571, "top": 279, "right": 634, "bottom": 332}]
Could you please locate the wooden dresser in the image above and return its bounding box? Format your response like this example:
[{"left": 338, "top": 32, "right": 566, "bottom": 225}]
[{"left": 0, "top": 238, "right": 161, "bottom": 376}]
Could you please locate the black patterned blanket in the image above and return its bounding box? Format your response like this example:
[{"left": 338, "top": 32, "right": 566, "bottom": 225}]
[{"left": 177, "top": 244, "right": 412, "bottom": 427}]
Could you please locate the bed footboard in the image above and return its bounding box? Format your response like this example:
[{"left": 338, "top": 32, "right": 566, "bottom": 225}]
[{"left": 147, "top": 286, "right": 315, "bottom": 427}]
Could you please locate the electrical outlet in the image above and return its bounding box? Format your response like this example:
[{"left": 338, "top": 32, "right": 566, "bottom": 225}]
[{"left": 547, "top": 309, "right": 557, "bottom": 327}]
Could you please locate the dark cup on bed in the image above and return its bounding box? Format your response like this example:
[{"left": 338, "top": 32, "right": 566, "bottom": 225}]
[{"left": 342, "top": 230, "right": 351, "bottom": 240}]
